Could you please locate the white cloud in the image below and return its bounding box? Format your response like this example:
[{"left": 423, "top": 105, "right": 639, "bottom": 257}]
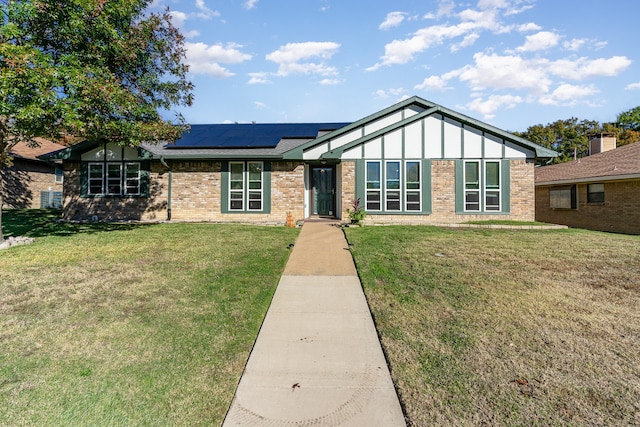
[
  {"left": 254, "top": 101, "right": 266, "bottom": 109},
  {"left": 185, "top": 42, "right": 252, "bottom": 77},
  {"left": 195, "top": 0, "right": 219, "bottom": 19},
  {"left": 626, "top": 82, "right": 640, "bottom": 90},
  {"left": 458, "top": 52, "right": 552, "bottom": 94},
  {"left": 539, "top": 84, "right": 599, "bottom": 106},
  {"left": 563, "top": 38, "right": 587, "bottom": 51},
  {"left": 451, "top": 33, "right": 480, "bottom": 52},
  {"left": 266, "top": 42, "right": 340, "bottom": 77},
  {"left": 244, "top": 0, "right": 258, "bottom": 10},
  {"left": 169, "top": 10, "right": 188, "bottom": 28},
  {"left": 518, "top": 22, "right": 541, "bottom": 32},
  {"left": 368, "top": 2, "right": 516, "bottom": 70},
  {"left": 379, "top": 12, "right": 408, "bottom": 30},
  {"left": 549, "top": 56, "right": 632, "bottom": 80},
  {"left": 414, "top": 75, "right": 452, "bottom": 91},
  {"left": 248, "top": 72, "right": 270, "bottom": 84},
  {"left": 516, "top": 31, "right": 560, "bottom": 52},
  {"left": 374, "top": 88, "right": 407, "bottom": 98},
  {"left": 320, "top": 78, "right": 341, "bottom": 85},
  {"left": 466, "top": 94, "right": 523, "bottom": 119}
]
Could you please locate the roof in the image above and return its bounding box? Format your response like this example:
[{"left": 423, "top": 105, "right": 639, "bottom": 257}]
[
  {"left": 535, "top": 141, "right": 640, "bottom": 185},
  {"left": 166, "top": 123, "right": 350, "bottom": 149},
  {"left": 45, "top": 96, "right": 557, "bottom": 162},
  {"left": 10, "top": 138, "right": 67, "bottom": 161},
  {"left": 283, "top": 96, "right": 558, "bottom": 160}
]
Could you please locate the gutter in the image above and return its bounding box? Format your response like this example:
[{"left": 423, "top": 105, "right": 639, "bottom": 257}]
[{"left": 160, "top": 157, "right": 172, "bottom": 221}]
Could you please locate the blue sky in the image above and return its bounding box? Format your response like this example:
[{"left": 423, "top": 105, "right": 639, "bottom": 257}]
[{"left": 151, "top": 0, "right": 640, "bottom": 132}]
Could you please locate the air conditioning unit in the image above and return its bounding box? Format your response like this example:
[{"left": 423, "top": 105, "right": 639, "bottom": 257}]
[{"left": 40, "top": 191, "right": 63, "bottom": 209}]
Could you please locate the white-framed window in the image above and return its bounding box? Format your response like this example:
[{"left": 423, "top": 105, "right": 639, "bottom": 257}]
[
  {"left": 365, "top": 161, "right": 382, "bottom": 211},
  {"left": 87, "top": 161, "right": 142, "bottom": 196},
  {"left": 54, "top": 166, "right": 64, "bottom": 184},
  {"left": 385, "top": 161, "right": 401, "bottom": 211},
  {"left": 405, "top": 161, "right": 421, "bottom": 211},
  {"left": 365, "top": 160, "right": 422, "bottom": 213},
  {"left": 229, "top": 161, "right": 263, "bottom": 211},
  {"left": 464, "top": 160, "right": 501, "bottom": 212}
]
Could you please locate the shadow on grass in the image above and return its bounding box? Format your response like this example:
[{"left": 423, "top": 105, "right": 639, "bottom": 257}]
[{"left": 2, "top": 209, "right": 153, "bottom": 238}]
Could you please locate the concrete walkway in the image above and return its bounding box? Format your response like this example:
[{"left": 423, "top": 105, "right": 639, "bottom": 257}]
[{"left": 223, "top": 220, "right": 406, "bottom": 426}]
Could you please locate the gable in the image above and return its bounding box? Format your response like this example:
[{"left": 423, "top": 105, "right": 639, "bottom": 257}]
[{"left": 284, "top": 96, "right": 555, "bottom": 161}]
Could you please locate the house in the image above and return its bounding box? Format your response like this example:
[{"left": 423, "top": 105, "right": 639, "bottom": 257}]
[
  {"left": 535, "top": 138, "right": 640, "bottom": 234},
  {"left": 47, "top": 96, "right": 557, "bottom": 224},
  {"left": 1, "top": 138, "right": 66, "bottom": 209}
]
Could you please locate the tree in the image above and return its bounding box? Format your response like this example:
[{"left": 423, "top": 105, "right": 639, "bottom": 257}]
[
  {"left": 0, "top": 0, "right": 193, "bottom": 240},
  {"left": 617, "top": 106, "right": 640, "bottom": 131},
  {"left": 515, "top": 118, "right": 600, "bottom": 164}
]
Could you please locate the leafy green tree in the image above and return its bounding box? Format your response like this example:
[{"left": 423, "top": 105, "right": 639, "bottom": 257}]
[
  {"left": 515, "top": 118, "right": 600, "bottom": 164},
  {"left": 617, "top": 106, "right": 640, "bottom": 131},
  {"left": 0, "top": 0, "right": 193, "bottom": 240}
]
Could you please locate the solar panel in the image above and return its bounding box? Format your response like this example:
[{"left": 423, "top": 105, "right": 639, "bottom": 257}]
[{"left": 165, "top": 123, "right": 350, "bottom": 149}]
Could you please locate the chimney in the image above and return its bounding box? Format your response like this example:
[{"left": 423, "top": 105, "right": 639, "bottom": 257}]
[{"left": 589, "top": 133, "right": 617, "bottom": 155}]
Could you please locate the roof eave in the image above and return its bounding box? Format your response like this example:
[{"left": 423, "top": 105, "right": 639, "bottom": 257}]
[{"left": 535, "top": 173, "right": 640, "bottom": 186}]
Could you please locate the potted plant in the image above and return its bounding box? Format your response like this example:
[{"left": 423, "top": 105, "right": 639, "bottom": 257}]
[{"left": 346, "top": 198, "right": 366, "bottom": 226}]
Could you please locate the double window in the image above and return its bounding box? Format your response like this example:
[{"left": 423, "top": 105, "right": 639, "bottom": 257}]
[
  {"left": 550, "top": 185, "right": 577, "bottom": 209},
  {"left": 87, "top": 162, "right": 141, "bottom": 196},
  {"left": 229, "top": 161, "right": 263, "bottom": 211},
  {"left": 463, "top": 160, "right": 501, "bottom": 212},
  {"left": 365, "top": 160, "right": 421, "bottom": 212}
]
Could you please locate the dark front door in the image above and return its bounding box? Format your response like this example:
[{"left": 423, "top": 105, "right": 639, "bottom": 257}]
[{"left": 312, "top": 167, "right": 334, "bottom": 216}]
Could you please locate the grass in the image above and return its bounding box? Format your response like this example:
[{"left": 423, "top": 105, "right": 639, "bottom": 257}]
[
  {"left": 0, "top": 210, "right": 298, "bottom": 426},
  {"left": 463, "top": 219, "right": 550, "bottom": 226},
  {"left": 344, "top": 226, "right": 640, "bottom": 427}
]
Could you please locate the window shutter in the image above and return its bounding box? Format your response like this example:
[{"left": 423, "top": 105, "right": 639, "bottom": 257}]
[
  {"left": 501, "top": 159, "right": 510, "bottom": 213},
  {"left": 355, "top": 159, "right": 365, "bottom": 204},
  {"left": 140, "top": 161, "right": 151, "bottom": 197},
  {"left": 262, "top": 162, "right": 271, "bottom": 214},
  {"left": 221, "top": 161, "right": 230, "bottom": 213},
  {"left": 455, "top": 160, "right": 464, "bottom": 213},
  {"left": 422, "top": 159, "right": 432, "bottom": 214},
  {"left": 80, "top": 162, "right": 88, "bottom": 197}
]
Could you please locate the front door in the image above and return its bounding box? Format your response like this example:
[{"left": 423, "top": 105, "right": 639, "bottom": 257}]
[{"left": 312, "top": 166, "right": 334, "bottom": 216}]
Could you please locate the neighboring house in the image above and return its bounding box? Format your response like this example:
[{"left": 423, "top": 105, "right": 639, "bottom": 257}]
[
  {"left": 535, "top": 139, "right": 640, "bottom": 234},
  {"left": 47, "top": 96, "right": 556, "bottom": 224},
  {"left": 1, "top": 138, "right": 66, "bottom": 209}
]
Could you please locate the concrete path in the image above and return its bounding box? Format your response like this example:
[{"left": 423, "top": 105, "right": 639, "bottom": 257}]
[{"left": 223, "top": 220, "right": 406, "bottom": 426}]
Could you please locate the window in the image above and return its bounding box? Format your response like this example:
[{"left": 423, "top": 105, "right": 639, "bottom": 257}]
[
  {"left": 386, "top": 161, "right": 401, "bottom": 211},
  {"left": 587, "top": 183, "right": 604, "bottom": 204},
  {"left": 228, "top": 161, "right": 263, "bottom": 211},
  {"left": 365, "top": 160, "right": 422, "bottom": 213},
  {"left": 463, "top": 160, "right": 501, "bottom": 212},
  {"left": 54, "top": 167, "right": 64, "bottom": 184},
  {"left": 365, "top": 162, "right": 381, "bottom": 211},
  {"left": 550, "top": 185, "right": 576, "bottom": 209},
  {"left": 405, "top": 161, "right": 421, "bottom": 211},
  {"left": 86, "top": 161, "right": 142, "bottom": 196}
]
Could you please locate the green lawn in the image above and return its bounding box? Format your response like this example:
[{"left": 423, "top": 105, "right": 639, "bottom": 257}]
[
  {"left": 344, "top": 226, "right": 640, "bottom": 427},
  {"left": 0, "top": 210, "right": 298, "bottom": 426}
]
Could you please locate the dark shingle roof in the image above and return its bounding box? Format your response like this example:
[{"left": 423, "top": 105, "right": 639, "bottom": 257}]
[
  {"left": 535, "top": 141, "right": 640, "bottom": 185},
  {"left": 10, "top": 138, "right": 67, "bottom": 161}
]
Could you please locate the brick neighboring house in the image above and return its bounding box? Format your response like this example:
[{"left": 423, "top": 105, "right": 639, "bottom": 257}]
[
  {"left": 1, "top": 138, "right": 66, "bottom": 209},
  {"left": 47, "top": 96, "right": 557, "bottom": 224},
  {"left": 535, "top": 140, "right": 640, "bottom": 234}
]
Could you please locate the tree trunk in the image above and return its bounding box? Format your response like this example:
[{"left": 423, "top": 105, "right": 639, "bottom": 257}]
[{"left": 0, "top": 187, "right": 4, "bottom": 242}]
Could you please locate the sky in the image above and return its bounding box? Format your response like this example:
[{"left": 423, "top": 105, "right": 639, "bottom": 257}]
[{"left": 150, "top": 0, "right": 640, "bottom": 132}]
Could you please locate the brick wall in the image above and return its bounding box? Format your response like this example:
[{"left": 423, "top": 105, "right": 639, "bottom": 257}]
[
  {"left": 63, "top": 160, "right": 306, "bottom": 224},
  {"left": 1, "top": 159, "right": 62, "bottom": 209},
  {"left": 536, "top": 180, "right": 640, "bottom": 234},
  {"left": 339, "top": 159, "right": 536, "bottom": 225}
]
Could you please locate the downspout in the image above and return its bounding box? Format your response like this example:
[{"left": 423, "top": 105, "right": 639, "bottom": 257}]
[{"left": 160, "top": 157, "right": 172, "bottom": 221}]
